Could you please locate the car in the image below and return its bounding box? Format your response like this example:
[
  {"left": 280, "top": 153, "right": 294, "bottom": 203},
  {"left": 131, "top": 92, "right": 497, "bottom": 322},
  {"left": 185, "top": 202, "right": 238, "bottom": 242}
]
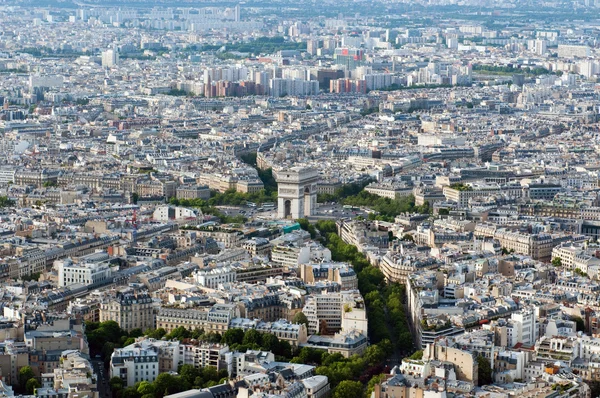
[{"left": 95, "top": 355, "right": 101, "bottom": 359}]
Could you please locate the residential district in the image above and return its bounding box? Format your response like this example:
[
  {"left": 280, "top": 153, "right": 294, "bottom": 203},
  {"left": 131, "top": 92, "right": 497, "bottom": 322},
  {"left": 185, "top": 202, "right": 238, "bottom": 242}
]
[{"left": 3, "top": 0, "right": 600, "bottom": 398}]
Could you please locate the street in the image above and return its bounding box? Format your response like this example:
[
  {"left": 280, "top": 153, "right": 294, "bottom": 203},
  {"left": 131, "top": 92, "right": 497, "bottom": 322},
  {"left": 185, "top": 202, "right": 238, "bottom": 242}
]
[{"left": 92, "top": 359, "right": 111, "bottom": 398}]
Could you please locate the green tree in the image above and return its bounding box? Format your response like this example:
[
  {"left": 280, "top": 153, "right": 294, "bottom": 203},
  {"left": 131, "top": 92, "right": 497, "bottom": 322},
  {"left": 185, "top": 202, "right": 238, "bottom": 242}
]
[
  {"left": 110, "top": 376, "right": 124, "bottom": 389},
  {"left": 19, "top": 366, "right": 35, "bottom": 392},
  {"left": 132, "top": 193, "right": 139, "bottom": 204},
  {"left": 242, "top": 329, "right": 262, "bottom": 346},
  {"left": 0, "top": 196, "right": 15, "bottom": 208},
  {"left": 401, "top": 234, "right": 414, "bottom": 242},
  {"left": 145, "top": 328, "right": 167, "bottom": 340},
  {"left": 137, "top": 381, "right": 154, "bottom": 396},
  {"left": 25, "top": 378, "right": 40, "bottom": 394},
  {"left": 260, "top": 333, "right": 280, "bottom": 352},
  {"left": 200, "top": 367, "right": 220, "bottom": 386},
  {"left": 122, "top": 386, "right": 141, "bottom": 398},
  {"left": 408, "top": 350, "right": 423, "bottom": 360},
  {"left": 552, "top": 257, "right": 562, "bottom": 267},
  {"left": 364, "top": 344, "right": 386, "bottom": 366},
  {"left": 333, "top": 380, "right": 363, "bottom": 398},
  {"left": 477, "top": 355, "right": 493, "bottom": 386},
  {"left": 152, "top": 374, "right": 179, "bottom": 398},
  {"left": 178, "top": 365, "right": 199, "bottom": 386},
  {"left": 366, "top": 374, "right": 387, "bottom": 397},
  {"left": 292, "top": 312, "right": 309, "bottom": 328},
  {"left": 222, "top": 328, "right": 244, "bottom": 346},
  {"left": 164, "top": 326, "right": 191, "bottom": 341}
]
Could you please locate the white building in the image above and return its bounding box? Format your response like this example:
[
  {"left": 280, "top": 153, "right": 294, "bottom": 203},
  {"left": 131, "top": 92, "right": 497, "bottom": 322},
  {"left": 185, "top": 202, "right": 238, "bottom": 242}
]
[
  {"left": 110, "top": 346, "right": 159, "bottom": 387},
  {"left": 271, "top": 244, "right": 311, "bottom": 269},
  {"left": 193, "top": 265, "right": 236, "bottom": 288},
  {"left": 557, "top": 44, "right": 590, "bottom": 58},
  {"left": 101, "top": 49, "right": 119, "bottom": 68},
  {"left": 552, "top": 242, "right": 600, "bottom": 273},
  {"left": 511, "top": 308, "right": 538, "bottom": 345},
  {"left": 302, "top": 290, "right": 367, "bottom": 335},
  {"left": 56, "top": 259, "right": 112, "bottom": 287},
  {"left": 153, "top": 205, "right": 200, "bottom": 221}
]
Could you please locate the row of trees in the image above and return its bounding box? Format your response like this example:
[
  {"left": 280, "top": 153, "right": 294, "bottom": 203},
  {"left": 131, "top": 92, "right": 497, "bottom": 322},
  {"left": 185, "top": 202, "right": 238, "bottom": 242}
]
[
  {"left": 220, "top": 328, "right": 293, "bottom": 359},
  {"left": 239, "top": 153, "right": 278, "bottom": 196},
  {"left": 317, "top": 180, "right": 373, "bottom": 203},
  {"left": 321, "top": 228, "right": 414, "bottom": 353},
  {"left": 85, "top": 321, "right": 140, "bottom": 364},
  {"left": 286, "top": 343, "right": 391, "bottom": 398},
  {"left": 143, "top": 326, "right": 222, "bottom": 344},
  {"left": 472, "top": 64, "right": 553, "bottom": 76},
  {"left": 203, "top": 188, "right": 278, "bottom": 207},
  {"left": 167, "top": 197, "right": 247, "bottom": 224},
  {"left": 143, "top": 326, "right": 298, "bottom": 361},
  {"left": 110, "top": 365, "right": 227, "bottom": 398},
  {"left": 341, "top": 192, "right": 430, "bottom": 221},
  {"left": 224, "top": 36, "right": 306, "bottom": 55},
  {"left": 297, "top": 219, "right": 418, "bottom": 397}
]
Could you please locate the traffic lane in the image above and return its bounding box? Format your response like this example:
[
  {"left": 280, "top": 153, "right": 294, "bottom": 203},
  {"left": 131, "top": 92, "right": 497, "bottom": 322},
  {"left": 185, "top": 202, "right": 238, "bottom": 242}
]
[{"left": 92, "top": 359, "right": 110, "bottom": 398}]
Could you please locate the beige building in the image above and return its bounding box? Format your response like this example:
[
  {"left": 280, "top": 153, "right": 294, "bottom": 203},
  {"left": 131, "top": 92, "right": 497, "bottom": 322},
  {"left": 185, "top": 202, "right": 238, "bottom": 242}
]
[
  {"left": 236, "top": 179, "right": 264, "bottom": 193},
  {"left": 443, "top": 184, "right": 524, "bottom": 208},
  {"left": 99, "top": 291, "right": 155, "bottom": 332},
  {"left": 423, "top": 339, "right": 478, "bottom": 385},
  {"left": 156, "top": 304, "right": 239, "bottom": 334},
  {"left": 176, "top": 185, "right": 210, "bottom": 200},
  {"left": 136, "top": 179, "right": 176, "bottom": 198},
  {"left": 0, "top": 341, "right": 29, "bottom": 386},
  {"left": 364, "top": 183, "right": 412, "bottom": 200},
  {"left": 193, "top": 227, "right": 244, "bottom": 249}
]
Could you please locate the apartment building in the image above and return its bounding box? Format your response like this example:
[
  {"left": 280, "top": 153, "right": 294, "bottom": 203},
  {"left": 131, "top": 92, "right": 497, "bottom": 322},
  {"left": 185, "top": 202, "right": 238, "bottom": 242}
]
[
  {"left": 304, "top": 329, "right": 368, "bottom": 358},
  {"left": 242, "top": 237, "right": 271, "bottom": 257},
  {"left": 364, "top": 182, "right": 412, "bottom": 200},
  {"left": 423, "top": 339, "right": 478, "bottom": 385},
  {"left": 380, "top": 250, "right": 440, "bottom": 283},
  {"left": 552, "top": 242, "right": 600, "bottom": 272},
  {"left": 442, "top": 183, "right": 524, "bottom": 208},
  {"left": 494, "top": 230, "right": 554, "bottom": 260},
  {"left": 271, "top": 244, "right": 310, "bottom": 269},
  {"left": 302, "top": 291, "right": 366, "bottom": 335},
  {"left": 99, "top": 291, "right": 155, "bottom": 332},
  {"left": 56, "top": 259, "right": 112, "bottom": 287},
  {"left": 110, "top": 346, "right": 159, "bottom": 387},
  {"left": 156, "top": 304, "right": 239, "bottom": 334},
  {"left": 193, "top": 265, "right": 236, "bottom": 288},
  {"left": 193, "top": 227, "right": 244, "bottom": 249},
  {"left": 176, "top": 185, "right": 210, "bottom": 200},
  {"left": 229, "top": 318, "right": 308, "bottom": 347}
]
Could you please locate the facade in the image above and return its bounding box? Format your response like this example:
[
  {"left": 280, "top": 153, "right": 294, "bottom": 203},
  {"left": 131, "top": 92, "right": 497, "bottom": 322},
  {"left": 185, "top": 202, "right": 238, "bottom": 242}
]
[
  {"left": 271, "top": 244, "right": 310, "bottom": 269},
  {"left": 56, "top": 259, "right": 112, "bottom": 287},
  {"left": 176, "top": 185, "right": 211, "bottom": 200},
  {"left": 99, "top": 291, "right": 155, "bottom": 332},
  {"left": 423, "top": 340, "right": 478, "bottom": 385},
  {"left": 193, "top": 265, "right": 236, "bottom": 288},
  {"left": 304, "top": 329, "right": 368, "bottom": 358},
  {"left": 442, "top": 184, "right": 524, "bottom": 208},
  {"left": 110, "top": 346, "right": 159, "bottom": 387},
  {"left": 156, "top": 304, "right": 239, "bottom": 333}
]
